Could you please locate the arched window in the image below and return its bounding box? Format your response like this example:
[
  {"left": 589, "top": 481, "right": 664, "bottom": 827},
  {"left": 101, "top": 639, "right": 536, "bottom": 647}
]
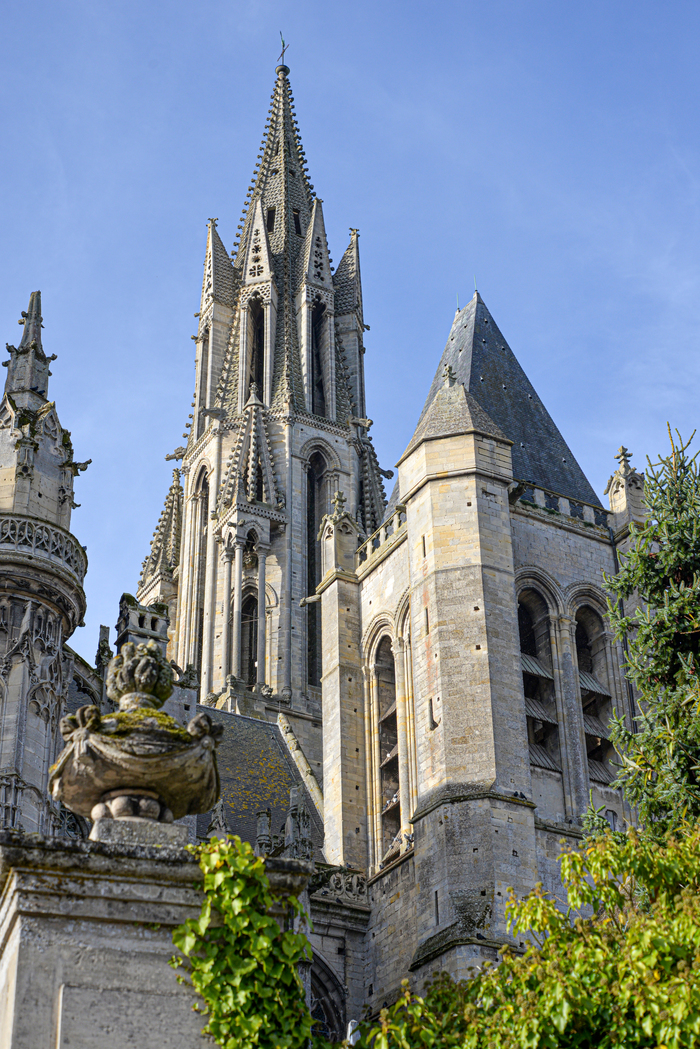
[
  {"left": 248, "top": 298, "right": 265, "bottom": 400},
  {"left": 306, "top": 451, "right": 328, "bottom": 686},
  {"left": 193, "top": 470, "right": 209, "bottom": 675},
  {"left": 375, "top": 637, "right": 400, "bottom": 860},
  {"left": 518, "top": 590, "right": 560, "bottom": 773},
  {"left": 575, "top": 607, "right": 614, "bottom": 785},
  {"left": 310, "top": 301, "right": 326, "bottom": 417},
  {"left": 241, "top": 593, "right": 259, "bottom": 687}
]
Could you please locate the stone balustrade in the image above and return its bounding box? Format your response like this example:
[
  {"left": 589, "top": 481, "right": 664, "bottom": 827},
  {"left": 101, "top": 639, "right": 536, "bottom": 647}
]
[
  {"left": 356, "top": 504, "right": 407, "bottom": 568},
  {"left": 0, "top": 513, "right": 87, "bottom": 582},
  {"left": 515, "top": 484, "right": 608, "bottom": 529}
]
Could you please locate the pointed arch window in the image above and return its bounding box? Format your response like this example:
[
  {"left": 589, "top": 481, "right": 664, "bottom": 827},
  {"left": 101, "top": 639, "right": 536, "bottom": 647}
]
[
  {"left": 375, "top": 637, "right": 400, "bottom": 860},
  {"left": 518, "top": 592, "right": 561, "bottom": 774},
  {"left": 311, "top": 302, "right": 327, "bottom": 418},
  {"left": 241, "top": 593, "right": 259, "bottom": 687},
  {"left": 193, "top": 470, "right": 209, "bottom": 676},
  {"left": 575, "top": 608, "right": 614, "bottom": 785},
  {"left": 247, "top": 299, "right": 265, "bottom": 401},
  {"left": 306, "top": 451, "right": 328, "bottom": 686}
]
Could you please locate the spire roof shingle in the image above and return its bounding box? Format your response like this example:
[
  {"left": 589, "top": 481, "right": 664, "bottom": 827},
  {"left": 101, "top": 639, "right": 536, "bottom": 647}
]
[{"left": 411, "top": 292, "right": 601, "bottom": 505}]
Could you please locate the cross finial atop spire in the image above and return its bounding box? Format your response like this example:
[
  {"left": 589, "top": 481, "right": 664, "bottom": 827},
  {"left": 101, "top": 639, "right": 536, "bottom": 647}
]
[
  {"left": 615, "top": 446, "right": 632, "bottom": 472},
  {"left": 276, "top": 31, "right": 290, "bottom": 74}
]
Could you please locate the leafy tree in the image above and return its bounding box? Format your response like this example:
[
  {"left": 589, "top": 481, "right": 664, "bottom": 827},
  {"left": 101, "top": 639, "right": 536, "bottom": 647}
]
[
  {"left": 606, "top": 429, "right": 700, "bottom": 836},
  {"left": 171, "top": 835, "right": 313, "bottom": 1049},
  {"left": 355, "top": 827, "right": 700, "bottom": 1049}
]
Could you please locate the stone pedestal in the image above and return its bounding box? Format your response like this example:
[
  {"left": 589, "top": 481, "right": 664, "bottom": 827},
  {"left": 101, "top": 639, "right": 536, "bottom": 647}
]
[{"left": 0, "top": 830, "right": 312, "bottom": 1049}]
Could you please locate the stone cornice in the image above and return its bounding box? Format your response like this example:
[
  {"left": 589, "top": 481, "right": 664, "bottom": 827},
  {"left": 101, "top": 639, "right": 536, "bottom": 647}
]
[{"left": 411, "top": 784, "right": 536, "bottom": 824}]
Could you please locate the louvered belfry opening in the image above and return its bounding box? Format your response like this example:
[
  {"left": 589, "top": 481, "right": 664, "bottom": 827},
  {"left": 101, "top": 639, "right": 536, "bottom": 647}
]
[
  {"left": 375, "top": 636, "right": 400, "bottom": 858},
  {"left": 575, "top": 609, "right": 614, "bottom": 784},
  {"left": 518, "top": 592, "right": 561, "bottom": 773}
]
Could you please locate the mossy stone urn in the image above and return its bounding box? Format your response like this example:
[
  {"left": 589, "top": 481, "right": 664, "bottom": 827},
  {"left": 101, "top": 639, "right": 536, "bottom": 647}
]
[{"left": 50, "top": 640, "right": 222, "bottom": 822}]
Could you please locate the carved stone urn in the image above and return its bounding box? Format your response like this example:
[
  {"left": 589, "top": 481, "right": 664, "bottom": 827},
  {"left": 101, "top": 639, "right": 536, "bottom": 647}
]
[{"left": 49, "top": 640, "right": 222, "bottom": 823}]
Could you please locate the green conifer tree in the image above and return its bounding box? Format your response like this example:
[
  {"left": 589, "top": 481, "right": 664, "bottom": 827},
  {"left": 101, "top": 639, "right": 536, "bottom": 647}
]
[{"left": 606, "top": 428, "right": 700, "bottom": 836}]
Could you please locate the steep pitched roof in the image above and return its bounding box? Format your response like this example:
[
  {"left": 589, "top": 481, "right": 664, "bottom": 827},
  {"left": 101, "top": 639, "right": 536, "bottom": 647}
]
[
  {"left": 196, "top": 708, "right": 324, "bottom": 857},
  {"left": 200, "top": 219, "right": 235, "bottom": 310},
  {"left": 414, "top": 292, "right": 601, "bottom": 505},
  {"left": 332, "top": 230, "right": 363, "bottom": 317},
  {"left": 399, "top": 371, "right": 507, "bottom": 464}
]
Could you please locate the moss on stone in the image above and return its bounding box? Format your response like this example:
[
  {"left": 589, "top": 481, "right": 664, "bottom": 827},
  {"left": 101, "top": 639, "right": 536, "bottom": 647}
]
[{"left": 101, "top": 707, "right": 190, "bottom": 743}]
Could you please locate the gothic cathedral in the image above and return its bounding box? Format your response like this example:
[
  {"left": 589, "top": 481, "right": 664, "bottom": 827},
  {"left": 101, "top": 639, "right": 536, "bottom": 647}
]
[{"left": 0, "top": 61, "right": 647, "bottom": 1034}]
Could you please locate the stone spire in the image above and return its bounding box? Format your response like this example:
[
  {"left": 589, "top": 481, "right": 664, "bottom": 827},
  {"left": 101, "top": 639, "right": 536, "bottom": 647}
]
[
  {"left": 216, "top": 63, "right": 316, "bottom": 412},
  {"left": 3, "top": 291, "right": 57, "bottom": 411},
  {"left": 200, "top": 218, "right": 235, "bottom": 312},
  {"left": 138, "top": 469, "right": 183, "bottom": 594}
]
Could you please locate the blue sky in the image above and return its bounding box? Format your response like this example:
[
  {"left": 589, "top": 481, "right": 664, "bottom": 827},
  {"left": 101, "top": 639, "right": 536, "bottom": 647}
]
[{"left": 1, "top": 0, "right": 699, "bottom": 663}]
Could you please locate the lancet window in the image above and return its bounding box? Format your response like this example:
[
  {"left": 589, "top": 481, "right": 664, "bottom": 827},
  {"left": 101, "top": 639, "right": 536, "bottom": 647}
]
[
  {"left": 519, "top": 592, "right": 561, "bottom": 773},
  {"left": 310, "top": 302, "right": 327, "bottom": 418},
  {"left": 306, "top": 451, "right": 328, "bottom": 686},
  {"left": 575, "top": 608, "right": 614, "bottom": 785},
  {"left": 193, "top": 470, "right": 209, "bottom": 675},
  {"left": 375, "top": 636, "right": 401, "bottom": 860},
  {"left": 241, "top": 593, "right": 259, "bottom": 687},
  {"left": 247, "top": 298, "right": 265, "bottom": 401}
]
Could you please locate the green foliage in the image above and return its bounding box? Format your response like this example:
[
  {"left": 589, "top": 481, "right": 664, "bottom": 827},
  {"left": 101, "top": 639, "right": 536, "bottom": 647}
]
[
  {"left": 605, "top": 429, "right": 700, "bottom": 835},
  {"left": 170, "top": 836, "right": 313, "bottom": 1049},
  {"left": 355, "top": 827, "right": 700, "bottom": 1049}
]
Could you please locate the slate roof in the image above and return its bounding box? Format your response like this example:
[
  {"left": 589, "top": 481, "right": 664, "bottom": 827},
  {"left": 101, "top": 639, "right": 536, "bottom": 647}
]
[
  {"left": 198, "top": 708, "right": 325, "bottom": 857},
  {"left": 399, "top": 378, "right": 507, "bottom": 464},
  {"left": 411, "top": 292, "right": 602, "bottom": 506}
]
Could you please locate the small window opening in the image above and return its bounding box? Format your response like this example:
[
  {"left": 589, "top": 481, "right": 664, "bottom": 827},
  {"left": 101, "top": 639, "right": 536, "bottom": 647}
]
[
  {"left": 434, "top": 891, "right": 440, "bottom": 926},
  {"left": 266, "top": 207, "right": 275, "bottom": 232},
  {"left": 138, "top": 615, "right": 145, "bottom": 628},
  {"left": 421, "top": 535, "right": 426, "bottom": 558},
  {"left": 293, "top": 209, "right": 302, "bottom": 236},
  {"left": 424, "top": 608, "right": 430, "bottom": 634},
  {"left": 150, "top": 618, "right": 158, "bottom": 631}
]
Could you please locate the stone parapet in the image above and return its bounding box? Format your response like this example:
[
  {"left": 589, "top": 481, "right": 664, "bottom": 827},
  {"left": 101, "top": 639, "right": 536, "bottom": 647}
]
[
  {"left": 0, "top": 513, "right": 87, "bottom": 584},
  {"left": 0, "top": 830, "right": 312, "bottom": 1049}
]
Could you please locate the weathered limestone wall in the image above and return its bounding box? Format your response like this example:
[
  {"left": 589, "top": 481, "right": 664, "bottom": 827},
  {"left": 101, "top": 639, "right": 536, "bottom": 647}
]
[{"left": 0, "top": 831, "right": 312, "bottom": 1049}]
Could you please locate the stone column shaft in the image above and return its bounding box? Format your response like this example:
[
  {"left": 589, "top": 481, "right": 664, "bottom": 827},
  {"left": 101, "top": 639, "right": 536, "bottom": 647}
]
[
  {"left": 556, "top": 614, "right": 590, "bottom": 818},
  {"left": 256, "top": 547, "right": 268, "bottom": 684},
  {"left": 220, "top": 551, "right": 233, "bottom": 682}
]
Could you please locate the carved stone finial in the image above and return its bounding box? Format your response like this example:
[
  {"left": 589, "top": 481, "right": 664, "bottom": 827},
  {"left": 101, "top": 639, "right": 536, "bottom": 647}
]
[
  {"left": 614, "top": 446, "right": 632, "bottom": 472},
  {"left": 331, "top": 490, "right": 347, "bottom": 519},
  {"left": 443, "top": 364, "right": 457, "bottom": 387},
  {"left": 50, "top": 640, "right": 222, "bottom": 825}
]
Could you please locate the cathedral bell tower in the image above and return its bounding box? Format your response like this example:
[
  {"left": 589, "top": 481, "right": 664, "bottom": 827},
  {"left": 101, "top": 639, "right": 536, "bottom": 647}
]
[
  {"left": 0, "top": 292, "right": 89, "bottom": 831},
  {"left": 138, "top": 63, "right": 389, "bottom": 734}
]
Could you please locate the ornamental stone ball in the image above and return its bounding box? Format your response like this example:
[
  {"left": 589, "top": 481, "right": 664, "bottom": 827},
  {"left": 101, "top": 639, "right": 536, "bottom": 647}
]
[{"left": 49, "top": 640, "right": 222, "bottom": 823}]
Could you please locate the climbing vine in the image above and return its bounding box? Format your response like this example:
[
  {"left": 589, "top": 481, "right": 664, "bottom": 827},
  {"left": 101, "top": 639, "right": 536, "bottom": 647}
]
[{"left": 171, "top": 835, "right": 314, "bottom": 1049}]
